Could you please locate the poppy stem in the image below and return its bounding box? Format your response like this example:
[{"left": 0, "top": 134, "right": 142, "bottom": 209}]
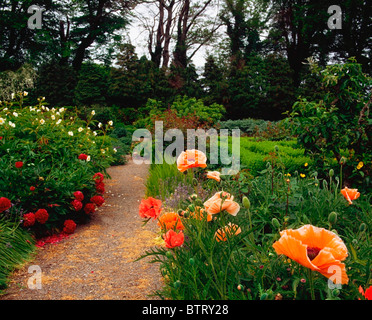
[{"left": 308, "top": 269, "right": 315, "bottom": 300}]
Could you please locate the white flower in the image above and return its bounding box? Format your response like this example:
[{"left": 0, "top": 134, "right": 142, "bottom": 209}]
[
  {"left": 93, "top": 131, "right": 97, "bottom": 136},
  {"left": 51, "top": 107, "right": 55, "bottom": 112},
  {"left": 108, "top": 120, "right": 113, "bottom": 126},
  {"left": 51, "top": 115, "right": 55, "bottom": 120},
  {"left": 68, "top": 131, "right": 73, "bottom": 136},
  {"left": 46, "top": 107, "right": 49, "bottom": 111},
  {"left": 0, "top": 118, "right": 5, "bottom": 125},
  {"left": 13, "top": 112, "right": 18, "bottom": 117},
  {"left": 23, "top": 91, "right": 28, "bottom": 96},
  {"left": 101, "top": 149, "right": 105, "bottom": 154},
  {"left": 3, "top": 107, "right": 8, "bottom": 111},
  {"left": 9, "top": 121, "right": 15, "bottom": 128},
  {"left": 91, "top": 110, "right": 95, "bottom": 115},
  {"left": 98, "top": 122, "right": 102, "bottom": 128},
  {"left": 41, "top": 106, "right": 45, "bottom": 110},
  {"left": 40, "top": 119, "right": 45, "bottom": 125},
  {"left": 59, "top": 107, "right": 65, "bottom": 113},
  {"left": 87, "top": 155, "right": 91, "bottom": 161},
  {"left": 11, "top": 93, "right": 15, "bottom": 99},
  {"left": 78, "top": 127, "right": 83, "bottom": 132},
  {"left": 56, "top": 119, "right": 62, "bottom": 125},
  {"left": 113, "top": 148, "right": 117, "bottom": 153}
]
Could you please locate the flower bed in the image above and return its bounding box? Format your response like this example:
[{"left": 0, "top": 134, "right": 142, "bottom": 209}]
[
  {"left": 0, "top": 96, "right": 117, "bottom": 290},
  {"left": 140, "top": 149, "right": 371, "bottom": 300}
]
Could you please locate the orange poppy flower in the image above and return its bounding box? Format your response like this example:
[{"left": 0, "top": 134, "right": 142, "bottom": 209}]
[
  {"left": 138, "top": 197, "right": 162, "bottom": 220},
  {"left": 158, "top": 212, "right": 184, "bottom": 230},
  {"left": 272, "top": 224, "right": 349, "bottom": 284},
  {"left": 163, "top": 229, "right": 184, "bottom": 248},
  {"left": 176, "top": 149, "right": 207, "bottom": 173},
  {"left": 206, "top": 171, "right": 221, "bottom": 182},
  {"left": 341, "top": 187, "right": 360, "bottom": 205},
  {"left": 215, "top": 223, "right": 241, "bottom": 242},
  {"left": 203, "top": 191, "right": 240, "bottom": 216}
]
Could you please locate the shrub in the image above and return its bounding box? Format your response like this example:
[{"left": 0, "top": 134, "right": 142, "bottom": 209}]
[
  {"left": 0, "top": 97, "right": 116, "bottom": 235},
  {"left": 286, "top": 58, "right": 372, "bottom": 190}
]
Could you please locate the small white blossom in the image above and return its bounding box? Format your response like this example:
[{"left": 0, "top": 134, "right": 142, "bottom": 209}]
[
  {"left": 51, "top": 115, "right": 55, "bottom": 120},
  {"left": 40, "top": 119, "right": 45, "bottom": 125},
  {"left": 68, "top": 131, "right": 73, "bottom": 136},
  {"left": 23, "top": 91, "right": 28, "bottom": 96},
  {"left": 56, "top": 119, "right": 62, "bottom": 125},
  {"left": 108, "top": 120, "right": 113, "bottom": 126},
  {"left": 59, "top": 107, "right": 65, "bottom": 113},
  {"left": 113, "top": 148, "right": 117, "bottom": 153},
  {"left": 87, "top": 155, "right": 91, "bottom": 161},
  {"left": 13, "top": 112, "right": 18, "bottom": 117},
  {"left": 78, "top": 127, "right": 83, "bottom": 132},
  {"left": 0, "top": 118, "right": 5, "bottom": 125},
  {"left": 98, "top": 122, "right": 102, "bottom": 128},
  {"left": 91, "top": 110, "right": 95, "bottom": 115},
  {"left": 93, "top": 131, "right": 97, "bottom": 136}
]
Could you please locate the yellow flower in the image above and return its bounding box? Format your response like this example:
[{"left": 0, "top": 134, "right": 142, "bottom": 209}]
[
  {"left": 357, "top": 161, "right": 364, "bottom": 170},
  {"left": 304, "top": 163, "right": 308, "bottom": 167},
  {"left": 285, "top": 173, "right": 291, "bottom": 177},
  {"left": 300, "top": 173, "right": 306, "bottom": 178}
]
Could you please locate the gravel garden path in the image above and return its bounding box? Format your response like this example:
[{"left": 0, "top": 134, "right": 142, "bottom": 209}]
[{"left": 1, "top": 160, "right": 163, "bottom": 300}]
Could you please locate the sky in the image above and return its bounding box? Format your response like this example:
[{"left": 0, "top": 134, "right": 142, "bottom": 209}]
[{"left": 127, "top": 1, "right": 223, "bottom": 70}]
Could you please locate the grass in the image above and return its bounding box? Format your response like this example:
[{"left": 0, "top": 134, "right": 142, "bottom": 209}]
[{"left": 0, "top": 220, "right": 36, "bottom": 291}]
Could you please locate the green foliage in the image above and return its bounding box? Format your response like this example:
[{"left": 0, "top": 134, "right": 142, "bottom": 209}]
[
  {"left": 141, "top": 150, "right": 371, "bottom": 300},
  {"left": 0, "top": 220, "right": 35, "bottom": 290},
  {"left": 286, "top": 59, "right": 372, "bottom": 189},
  {"left": 0, "top": 98, "right": 116, "bottom": 234}
]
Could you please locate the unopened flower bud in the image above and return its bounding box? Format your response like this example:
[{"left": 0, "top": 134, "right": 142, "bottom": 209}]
[
  {"left": 329, "top": 169, "right": 334, "bottom": 177},
  {"left": 272, "top": 218, "right": 280, "bottom": 229},
  {"left": 359, "top": 223, "right": 367, "bottom": 233},
  {"left": 192, "top": 178, "right": 198, "bottom": 187},
  {"left": 260, "top": 293, "right": 268, "bottom": 300},
  {"left": 242, "top": 196, "right": 250, "bottom": 209},
  {"left": 328, "top": 211, "right": 337, "bottom": 225},
  {"left": 174, "top": 280, "right": 181, "bottom": 289}
]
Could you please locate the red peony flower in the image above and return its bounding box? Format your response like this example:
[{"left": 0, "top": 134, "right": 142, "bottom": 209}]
[
  {"left": 139, "top": 197, "right": 162, "bottom": 220},
  {"left": 84, "top": 203, "right": 96, "bottom": 214},
  {"left": 95, "top": 182, "right": 105, "bottom": 194},
  {"left": 30, "top": 186, "right": 36, "bottom": 191},
  {"left": 15, "top": 161, "right": 23, "bottom": 168},
  {"left": 35, "top": 209, "right": 49, "bottom": 224},
  {"left": 71, "top": 199, "right": 83, "bottom": 211},
  {"left": 23, "top": 212, "right": 36, "bottom": 227},
  {"left": 78, "top": 154, "right": 88, "bottom": 160},
  {"left": 63, "top": 219, "right": 77, "bottom": 234},
  {"left": 90, "top": 195, "right": 105, "bottom": 207},
  {"left": 73, "top": 191, "right": 84, "bottom": 201},
  {"left": 93, "top": 172, "right": 104, "bottom": 183},
  {"left": 0, "top": 197, "right": 11, "bottom": 213}
]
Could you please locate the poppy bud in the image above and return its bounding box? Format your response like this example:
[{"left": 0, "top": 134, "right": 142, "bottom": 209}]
[
  {"left": 359, "top": 223, "right": 367, "bottom": 233},
  {"left": 328, "top": 212, "right": 337, "bottom": 225},
  {"left": 189, "top": 258, "right": 195, "bottom": 266},
  {"left": 166, "top": 251, "right": 173, "bottom": 259},
  {"left": 272, "top": 218, "right": 280, "bottom": 229},
  {"left": 174, "top": 280, "right": 181, "bottom": 289},
  {"left": 329, "top": 169, "right": 334, "bottom": 177},
  {"left": 242, "top": 196, "right": 250, "bottom": 209}
]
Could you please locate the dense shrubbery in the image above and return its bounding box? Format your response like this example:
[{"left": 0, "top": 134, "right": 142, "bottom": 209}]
[
  {"left": 286, "top": 58, "right": 371, "bottom": 191},
  {"left": 0, "top": 95, "right": 131, "bottom": 290}
]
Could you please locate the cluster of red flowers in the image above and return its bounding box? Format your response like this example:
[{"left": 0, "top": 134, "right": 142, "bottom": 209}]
[
  {"left": 139, "top": 197, "right": 185, "bottom": 249},
  {"left": 22, "top": 209, "right": 49, "bottom": 227}
]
